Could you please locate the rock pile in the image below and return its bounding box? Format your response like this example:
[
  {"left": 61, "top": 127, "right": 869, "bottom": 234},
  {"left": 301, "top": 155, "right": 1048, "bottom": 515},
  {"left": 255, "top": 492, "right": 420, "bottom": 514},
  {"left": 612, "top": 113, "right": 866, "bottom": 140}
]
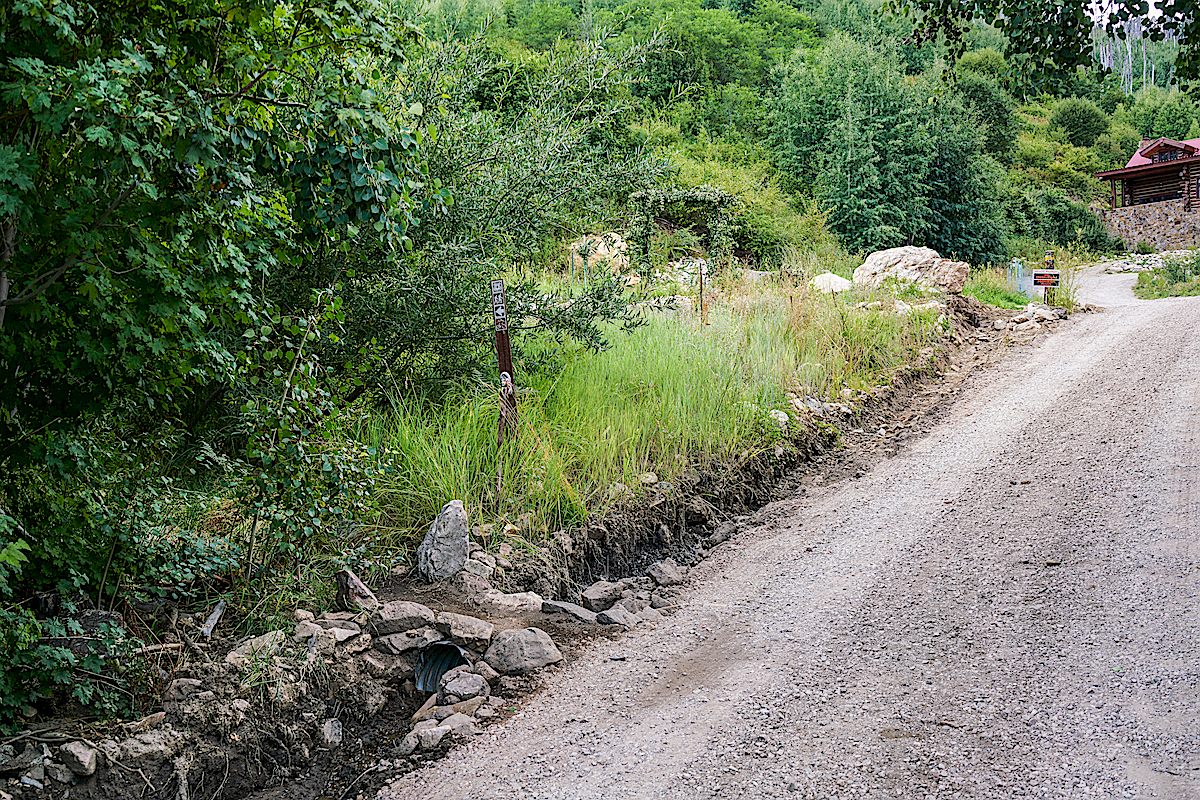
[
  {"left": 991, "top": 302, "right": 1067, "bottom": 333},
  {"left": 1100, "top": 250, "right": 1190, "bottom": 274}
]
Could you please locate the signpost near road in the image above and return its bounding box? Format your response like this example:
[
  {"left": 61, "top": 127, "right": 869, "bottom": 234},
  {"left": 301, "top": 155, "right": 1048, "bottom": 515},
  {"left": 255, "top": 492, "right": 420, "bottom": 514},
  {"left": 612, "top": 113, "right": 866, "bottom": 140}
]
[
  {"left": 1034, "top": 250, "right": 1059, "bottom": 305},
  {"left": 490, "top": 279, "right": 517, "bottom": 446}
]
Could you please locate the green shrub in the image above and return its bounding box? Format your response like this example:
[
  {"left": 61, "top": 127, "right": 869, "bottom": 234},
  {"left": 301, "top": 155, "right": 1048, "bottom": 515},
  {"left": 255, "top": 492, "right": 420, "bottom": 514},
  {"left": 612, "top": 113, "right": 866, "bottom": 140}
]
[
  {"left": 1135, "top": 241, "right": 1156, "bottom": 255},
  {"left": 1050, "top": 98, "right": 1110, "bottom": 147}
]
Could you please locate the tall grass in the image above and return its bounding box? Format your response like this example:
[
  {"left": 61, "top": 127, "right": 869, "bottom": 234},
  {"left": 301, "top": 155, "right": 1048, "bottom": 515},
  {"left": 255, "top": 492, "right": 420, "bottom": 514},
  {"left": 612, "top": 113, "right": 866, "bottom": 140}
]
[
  {"left": 963, "top": 268, "right": 1029, "bottom": 309},
  {"left": 366, "top": 286, "right": 942, "bottom": 549}
]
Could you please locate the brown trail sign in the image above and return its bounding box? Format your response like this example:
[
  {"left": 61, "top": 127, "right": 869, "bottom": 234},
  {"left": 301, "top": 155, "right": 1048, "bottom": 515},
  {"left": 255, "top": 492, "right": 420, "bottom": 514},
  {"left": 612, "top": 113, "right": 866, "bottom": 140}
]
[{"left": 491, "top": 279, "right": 517, "bottom": 446}]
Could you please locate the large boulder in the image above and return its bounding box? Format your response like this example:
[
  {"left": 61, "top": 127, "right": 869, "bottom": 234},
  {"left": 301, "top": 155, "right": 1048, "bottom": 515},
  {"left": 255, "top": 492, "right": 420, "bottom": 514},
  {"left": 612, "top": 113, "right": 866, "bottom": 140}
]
[
  {"left": 852, "top": 246, "right": 968, "bottom": 294},
  {"left": 483, "top": 628, "right": 563, "bottom": 675},
  {"left": 568, "top": 232, "right": 629, "bottom": 274},
  {"left": 417, "top": 500, "right": 471, "bottom": 581}
]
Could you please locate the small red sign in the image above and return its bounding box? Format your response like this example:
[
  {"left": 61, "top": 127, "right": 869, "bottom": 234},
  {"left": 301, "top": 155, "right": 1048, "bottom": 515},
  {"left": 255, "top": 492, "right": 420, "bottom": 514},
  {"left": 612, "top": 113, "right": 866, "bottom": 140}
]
[{"left": 1032, "top": 270, "right": 1061, "bottom": 288}]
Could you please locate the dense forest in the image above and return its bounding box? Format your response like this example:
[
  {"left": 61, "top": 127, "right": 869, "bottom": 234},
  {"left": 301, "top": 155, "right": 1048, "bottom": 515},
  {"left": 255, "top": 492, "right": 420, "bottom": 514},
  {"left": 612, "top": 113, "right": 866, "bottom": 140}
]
[{"left": 1, "top": 0, "right": 1197, "bottom": 726}]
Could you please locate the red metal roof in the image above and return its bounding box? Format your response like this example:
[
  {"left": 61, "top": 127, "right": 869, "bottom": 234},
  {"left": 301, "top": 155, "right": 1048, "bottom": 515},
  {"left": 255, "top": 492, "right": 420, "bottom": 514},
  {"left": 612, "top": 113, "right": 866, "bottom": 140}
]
[{"left": 1126, "top": 137, "right": 1200, "bottom": 167}]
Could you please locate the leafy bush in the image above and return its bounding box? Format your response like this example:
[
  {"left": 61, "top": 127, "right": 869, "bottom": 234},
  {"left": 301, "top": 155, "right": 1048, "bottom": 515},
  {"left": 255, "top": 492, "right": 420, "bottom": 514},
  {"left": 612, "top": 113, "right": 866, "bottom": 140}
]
[
  {"left": 957, "top": 72, "right": 1019, "bottom": 160},
  {"left": 1050, "top": 98, "right": 1110, "bottom": 147}
]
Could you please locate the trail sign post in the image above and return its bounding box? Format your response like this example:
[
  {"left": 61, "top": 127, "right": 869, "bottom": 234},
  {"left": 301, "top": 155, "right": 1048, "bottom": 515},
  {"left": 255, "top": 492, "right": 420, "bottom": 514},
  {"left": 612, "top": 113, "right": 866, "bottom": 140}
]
[
  {"left": 1038, "top": 250, "right": 1058, "bottom": 305},
  {"left": 490, "top": 279, "right": 517, "bottom": 445}
]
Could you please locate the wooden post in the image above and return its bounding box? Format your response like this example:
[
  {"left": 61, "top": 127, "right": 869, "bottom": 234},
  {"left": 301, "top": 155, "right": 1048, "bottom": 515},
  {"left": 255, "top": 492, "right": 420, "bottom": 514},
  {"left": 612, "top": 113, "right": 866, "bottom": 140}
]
[
  {"left": 1043, "top": 250, "right": 1055, "bottom": 306},
  {"left": 490, "top": 279, "right": 517, "bottom": 445},
  {"left": 1110, "top": 179, "right": 1117, "bottom": 210}
]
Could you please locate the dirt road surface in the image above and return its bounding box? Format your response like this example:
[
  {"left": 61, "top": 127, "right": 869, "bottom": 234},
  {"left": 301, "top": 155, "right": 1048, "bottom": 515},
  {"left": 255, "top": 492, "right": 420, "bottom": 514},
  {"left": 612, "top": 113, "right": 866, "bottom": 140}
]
[{"left": 379, "top": 269, "right": 1200, "bottom": 800}]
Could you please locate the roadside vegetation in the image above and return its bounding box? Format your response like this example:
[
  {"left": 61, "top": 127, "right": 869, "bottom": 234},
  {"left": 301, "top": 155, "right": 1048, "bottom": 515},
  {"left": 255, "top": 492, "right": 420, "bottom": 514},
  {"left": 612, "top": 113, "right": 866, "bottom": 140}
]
[
  {"left": 0, "top": 0, "right": 1193, "bottom": 728},
  {"left": 1135, "top": 252, "right": 1200, "bottom": 299}
]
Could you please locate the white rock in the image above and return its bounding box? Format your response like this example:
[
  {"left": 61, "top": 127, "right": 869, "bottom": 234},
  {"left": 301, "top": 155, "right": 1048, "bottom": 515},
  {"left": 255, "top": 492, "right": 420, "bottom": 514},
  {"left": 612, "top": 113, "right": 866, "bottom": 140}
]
[
  {"left": 320, "top": 718, "right": 343, "bottom": 748},
  {"left": 809, "top": 272, "right": 852, "bottom": 294}
]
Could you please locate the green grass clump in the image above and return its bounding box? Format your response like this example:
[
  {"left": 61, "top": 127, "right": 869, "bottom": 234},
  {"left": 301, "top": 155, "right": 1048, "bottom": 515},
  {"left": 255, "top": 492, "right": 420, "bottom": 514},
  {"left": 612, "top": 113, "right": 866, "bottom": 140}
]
[
  {"left": 964, "top": 268, "right": 1029, "bottom": 309},
  {"left": 366, "top": 287, "right": 942, "bottom": 549},
  {"left": 1134, "top": 253, "right": 1200, "bottom": 299}
]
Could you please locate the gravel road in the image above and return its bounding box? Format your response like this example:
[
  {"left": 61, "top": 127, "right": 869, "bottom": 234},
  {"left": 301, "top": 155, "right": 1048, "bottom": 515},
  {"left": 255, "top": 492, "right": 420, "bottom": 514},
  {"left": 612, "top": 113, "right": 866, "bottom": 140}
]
[{"left": 379, "top": 270, "right": 1200, "bottom": 800}]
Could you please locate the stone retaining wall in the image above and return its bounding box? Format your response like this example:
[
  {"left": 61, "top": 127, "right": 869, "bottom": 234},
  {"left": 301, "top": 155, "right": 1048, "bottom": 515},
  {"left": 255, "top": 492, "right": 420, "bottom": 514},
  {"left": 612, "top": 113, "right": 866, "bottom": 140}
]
[{"left": 1101, "top": 199, "right": 1200, "bottom": 250}]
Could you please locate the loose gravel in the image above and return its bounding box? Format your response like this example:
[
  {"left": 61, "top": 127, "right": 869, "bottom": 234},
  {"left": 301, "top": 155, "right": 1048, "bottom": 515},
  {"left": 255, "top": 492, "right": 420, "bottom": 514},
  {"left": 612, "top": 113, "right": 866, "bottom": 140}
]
[{"left": 378, "top": 270, "right": 1200, "bottom": 800}]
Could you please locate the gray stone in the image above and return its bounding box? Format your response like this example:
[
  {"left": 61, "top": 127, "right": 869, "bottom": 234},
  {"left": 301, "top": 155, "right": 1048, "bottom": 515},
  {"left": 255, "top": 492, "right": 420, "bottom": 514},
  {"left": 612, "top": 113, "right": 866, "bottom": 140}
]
[
  {"left": 316, "top": 618, "right": 361, "bottom": 633},
  {"left": 638, "top": 606, "right": 664, "bottom": 624},
  {"left": 44, "top": 762, "right": 74, "bottom": 785},
  {"left": 581, "top": 580, "right": 622, "bottom": 612},
  {"left": 293, "top": 620, "right": 324, "bottom": 641},
  {"left": 56, "top": 742, "right": 95, "bottom": 777},
  {"left": 483, "top": 628, "right": 564, "bottom": 674},
  {"left": 436, "top": 612, "right": 494, "bottom": 649},
  {"left": 461, "top": 558, "right": 494, "bottom": 579},
  {"left": 479, "top": 590, "right": 543, "bottom": 614},
  {"left": 372, "top": 600, "right": 436, "bottom": 635},
  {"left": 417, "top": 500, "right": 471, "bottom": 581},
  {"left": 319, "top": 718, "right": 343, "bottom": 748},
  {"left": 541, "top": 599, "right": 598, "bottom": 624},
  {"left": 439, "top": 713, "right": 478, "bottom": 736},
  {"left": 439, "top": 667, "right": 490, "bottom": 704},
  {"left": 415, "top": 725, "right": 450, "bottom": 751},
  {"left": 224, "top": 631, "right": 285, "bottom": 667},
  {"left": 431, "top": 696, "right": 485, "bottom": 719},
  {"left": 650, "top": 589, "right": 679, "bottom": 609},
  {"left": 398, "top": 732, "right": 420, "bottom": 757},
  {"left": 647, "top": 558, "right": 685, "bottom": 587},
  {"left": 596, "top": 605, "right": 640, "bottom": 628},
  {"left": 473, "top": 660, "right": 501, "bottom": 684},
  {"left": 164, "top": 678, "right": 203, "bottom": 702},
  {"left": 374, "top": 627, "right": 439, "bottom": 656}
]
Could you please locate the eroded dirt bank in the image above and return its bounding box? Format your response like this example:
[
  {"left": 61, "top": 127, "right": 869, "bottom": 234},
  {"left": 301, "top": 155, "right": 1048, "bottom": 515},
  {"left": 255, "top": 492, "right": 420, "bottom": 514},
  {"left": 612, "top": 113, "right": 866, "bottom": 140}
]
[{"left": 378, "top": 273, "right": 1200, "bottom": 799}]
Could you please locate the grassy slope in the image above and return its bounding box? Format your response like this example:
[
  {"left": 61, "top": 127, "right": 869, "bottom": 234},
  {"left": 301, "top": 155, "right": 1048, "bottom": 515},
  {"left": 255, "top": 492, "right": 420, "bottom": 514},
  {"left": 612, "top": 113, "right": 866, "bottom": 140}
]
[{"left": 367, "top": 280, "right": 943, "bottom": 554}]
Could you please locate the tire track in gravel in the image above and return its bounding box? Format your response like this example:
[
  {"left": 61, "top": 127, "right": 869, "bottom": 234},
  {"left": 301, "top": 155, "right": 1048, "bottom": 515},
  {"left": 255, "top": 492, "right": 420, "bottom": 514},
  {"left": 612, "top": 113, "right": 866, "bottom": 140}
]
[{"left": 378, "top": 274, "right": 1200, "bottom": 800}]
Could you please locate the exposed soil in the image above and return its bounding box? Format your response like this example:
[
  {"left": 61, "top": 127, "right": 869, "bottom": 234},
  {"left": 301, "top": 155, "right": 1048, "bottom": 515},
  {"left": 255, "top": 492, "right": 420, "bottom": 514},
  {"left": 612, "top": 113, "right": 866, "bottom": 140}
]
[{"left": 375, "top": 269, "right": 1200, "bottom": 799}]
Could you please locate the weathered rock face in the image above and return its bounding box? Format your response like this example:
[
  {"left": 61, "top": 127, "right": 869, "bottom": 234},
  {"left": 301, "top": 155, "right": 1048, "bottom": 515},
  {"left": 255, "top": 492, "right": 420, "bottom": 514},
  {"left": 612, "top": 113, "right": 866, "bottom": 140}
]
[
  {"left": 809, "top": 272, "right": 852, "bottom": 294},
  {"left": 483, "top": 628, "right": 564, "bottom": 674},
  {"left": 852, "top": 246, "right": 968, "bottom": 294},
  {"left": 417, "top": 500, "right": 471, "bottom": 581},
  {"left": 568, "top": 232, "right": 629, "bottom": 274}
]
